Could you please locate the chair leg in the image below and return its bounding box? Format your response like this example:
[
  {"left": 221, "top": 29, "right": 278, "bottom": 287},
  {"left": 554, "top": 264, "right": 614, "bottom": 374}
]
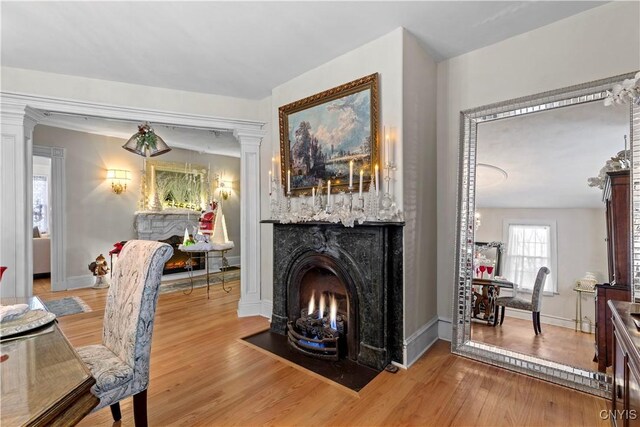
[
  {"left": 500, "top": 306, "right": 505, "bottom": 325},
  {"left": 110, "top": 402, "right": 122, "bottom": 422},
  {"left": 536, "top": 312, "right": 542, "bottom": 333},
  {"left": 493, "top": 304, "right": 499, "bottom": 326},
  {"left": 532, "top": 312, "right": 539, "bottom": 335},
  {"left": 133, "top": 389, "right": 148, "bottom": 427}
]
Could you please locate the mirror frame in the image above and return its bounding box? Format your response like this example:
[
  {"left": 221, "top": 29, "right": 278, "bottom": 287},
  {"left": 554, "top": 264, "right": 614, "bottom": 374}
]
[{"left": 453, "top": 72, "right": 638, "bottom": 397}]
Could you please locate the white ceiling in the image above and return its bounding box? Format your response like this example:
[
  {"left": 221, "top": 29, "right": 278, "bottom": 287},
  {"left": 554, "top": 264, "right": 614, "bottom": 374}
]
[
  {"left": 476, "top": 100, "right": 630, "bottom": 209},
  {"left": 1, "top": 1, "right": 605, "bottom": 99},
  {"left": 38, "top": 114, "right": 241, "bottom": 158}
]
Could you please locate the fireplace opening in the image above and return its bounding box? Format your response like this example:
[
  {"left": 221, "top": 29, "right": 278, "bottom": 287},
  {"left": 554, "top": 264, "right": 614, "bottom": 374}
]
[
  {"left": 159, "top": 235, "right": 205, "bottom": 275},
  {"left": 287, "top": 265, "right": 357, "bottom": 362}
]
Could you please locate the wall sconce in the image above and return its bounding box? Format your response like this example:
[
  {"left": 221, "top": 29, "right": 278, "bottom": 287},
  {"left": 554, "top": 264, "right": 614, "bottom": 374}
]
[
  {"left": 106, "top": 169, "right": 131, "bottom": 194},
  {"left": 218, "top": 180, "right": 233, "bottom": 200}
]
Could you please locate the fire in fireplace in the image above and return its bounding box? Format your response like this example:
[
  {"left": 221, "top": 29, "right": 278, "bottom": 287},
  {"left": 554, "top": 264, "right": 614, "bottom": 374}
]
[
  {"left": 159, "top": 235, "right": 205, "bottom": 275},
  {"left": 287, "top": 292, "right": 346, "bottom": 360}
]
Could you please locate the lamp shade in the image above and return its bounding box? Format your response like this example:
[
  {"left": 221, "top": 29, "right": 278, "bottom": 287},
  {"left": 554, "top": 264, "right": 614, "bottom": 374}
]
[{"left": 122, "top": 123, "right": 171, "bottom": 157}]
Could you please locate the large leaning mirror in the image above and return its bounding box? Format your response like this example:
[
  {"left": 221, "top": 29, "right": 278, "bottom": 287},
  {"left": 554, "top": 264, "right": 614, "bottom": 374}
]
[{"left": 453, "top": 72, "right": 639, "bottom": 397}]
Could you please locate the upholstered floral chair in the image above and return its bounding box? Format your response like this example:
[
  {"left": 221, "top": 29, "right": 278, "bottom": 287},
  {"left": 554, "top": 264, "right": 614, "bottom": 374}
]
[
  {"left": 494, "top": 266, "right": 550, "bottom": 335},
  {"left": 77, "top": 240, "right": 173, "bottom": 426}
]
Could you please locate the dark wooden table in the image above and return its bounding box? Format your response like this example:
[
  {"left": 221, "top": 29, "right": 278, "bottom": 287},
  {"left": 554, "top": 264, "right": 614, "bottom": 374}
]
[
  {"left": 472, "top": 278, "right": 514, "bottom": 324},
  {"left": 0, "top": 296, "right": 98, "bottom": 426}
]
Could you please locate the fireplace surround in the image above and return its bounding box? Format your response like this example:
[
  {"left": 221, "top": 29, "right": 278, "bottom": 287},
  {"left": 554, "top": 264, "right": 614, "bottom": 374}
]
[{"left": 268, "top": 221, "right": 403, "bottom": 371}]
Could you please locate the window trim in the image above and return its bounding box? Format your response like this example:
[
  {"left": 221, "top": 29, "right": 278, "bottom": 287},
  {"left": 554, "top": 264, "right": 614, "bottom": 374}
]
[{"left": 501, "top": 219, "right": 558, "bottom": 296}]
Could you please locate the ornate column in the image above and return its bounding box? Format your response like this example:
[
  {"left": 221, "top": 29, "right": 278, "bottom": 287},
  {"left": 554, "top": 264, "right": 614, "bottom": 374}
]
[
  {"left": 236, "top": 129, "right": 264, "bottom": 316},
  {"left": 0, "top": 100, "right": 41, "bottom": 297}
]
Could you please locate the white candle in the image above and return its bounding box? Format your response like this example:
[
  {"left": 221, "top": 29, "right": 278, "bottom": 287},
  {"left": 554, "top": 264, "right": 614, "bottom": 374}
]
[
  {"left": 268, "top": 170, "right": 272, "bottom": 195},
  {"left": 327, "top": 180, "right": 332, "bottom": 206},
  {"left": 312, "top": 187, "right": 316, "bottom": 206},
  {"left": 349, "top": 160, "right": 354, "bottom": 188},
  {"left": 359, "top": 169, "right": 364, "bottom": 197},
  {"left": 375, "top": 164, "right": 379, "bottom": 196},
  {"left": 385, "top": 132, "right": 390, "bottom": 165},
  {"left": 271, "top": 157, "right": 276, "bottom": 177},
  {"left": 287, "top": 170, "right": 291, "bottom": 194}
]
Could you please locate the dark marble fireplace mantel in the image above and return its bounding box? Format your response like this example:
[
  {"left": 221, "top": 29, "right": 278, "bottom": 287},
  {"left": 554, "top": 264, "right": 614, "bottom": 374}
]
[{"left": 264, "top": 220, "right": 404, "bottom": 370}]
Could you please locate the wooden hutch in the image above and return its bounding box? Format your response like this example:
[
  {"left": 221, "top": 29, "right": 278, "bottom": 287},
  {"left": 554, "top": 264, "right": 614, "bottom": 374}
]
[{"left": 595, "top": 169, "right": 631, "bottom": 372}]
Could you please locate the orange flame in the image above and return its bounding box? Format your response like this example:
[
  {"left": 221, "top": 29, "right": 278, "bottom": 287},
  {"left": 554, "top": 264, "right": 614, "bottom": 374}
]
[{"left": 308, "top": 293, "right": 315, "bottom": 315}]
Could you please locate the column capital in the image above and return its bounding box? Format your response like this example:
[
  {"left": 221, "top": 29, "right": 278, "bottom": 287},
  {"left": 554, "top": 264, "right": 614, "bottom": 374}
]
[
  {"left": 1, "top": 100, "right": 43, "bottom": 131},
  {"left": 234, "top": 128, "right": 264, "bottom": 147}
]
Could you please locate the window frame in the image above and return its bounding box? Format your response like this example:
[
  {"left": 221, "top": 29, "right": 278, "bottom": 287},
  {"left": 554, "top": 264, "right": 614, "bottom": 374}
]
[{"left": 502, "top": 219, "right": 558, "bottom": 296}]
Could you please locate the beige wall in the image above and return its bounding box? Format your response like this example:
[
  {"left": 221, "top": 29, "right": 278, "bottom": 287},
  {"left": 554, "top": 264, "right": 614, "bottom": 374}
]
[
  {"left": 436, "top": 2, "right": 640, "bottom": 330},
  {"left": 1, "top": 66, "right": 260, "bottom": 120},
  {"left": 476, "top": 208, "right": 608, "bottom": 325},
  {"left": 402, "top": 31, "right": 438, "bottom": 342},
  {"left": 33, "top": 125, "right": 241, "bottom": 281}
]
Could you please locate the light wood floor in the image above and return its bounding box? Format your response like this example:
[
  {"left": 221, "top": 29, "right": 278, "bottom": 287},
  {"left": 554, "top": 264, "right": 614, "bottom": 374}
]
[
  {"left": 471, "top": 315, "right": 598, "bottom": 372},
  {"left": 34, "top": 279, "right": 610, "bottom": 426}
]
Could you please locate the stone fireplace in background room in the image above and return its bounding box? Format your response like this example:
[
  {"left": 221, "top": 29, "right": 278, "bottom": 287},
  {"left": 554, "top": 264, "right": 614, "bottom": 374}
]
[
  {"left": 134, "top": 211, "right": 204, "bottom": 275},
  {"left": 269, "top": 222, "right": 403, "bottom": 370}
]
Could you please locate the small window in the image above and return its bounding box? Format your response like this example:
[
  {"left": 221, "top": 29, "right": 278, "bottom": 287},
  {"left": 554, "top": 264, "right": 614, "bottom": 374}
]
[{"left": 503, "top": 222, "right": 556, "bottom": 294}]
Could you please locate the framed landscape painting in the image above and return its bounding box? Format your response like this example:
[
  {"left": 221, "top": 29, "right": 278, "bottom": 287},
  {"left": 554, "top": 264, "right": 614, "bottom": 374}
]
[{"left": 279, "top": 73, "right": 379, "bottom": 195}]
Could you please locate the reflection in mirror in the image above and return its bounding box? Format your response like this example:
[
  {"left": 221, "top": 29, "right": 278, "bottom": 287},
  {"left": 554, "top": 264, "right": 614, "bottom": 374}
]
[
  {"left": 453, "top": 73, "right": 639, "bottom": 397},
  {"left": 471, "top": 100, "right": 629, "bottom": 373}
]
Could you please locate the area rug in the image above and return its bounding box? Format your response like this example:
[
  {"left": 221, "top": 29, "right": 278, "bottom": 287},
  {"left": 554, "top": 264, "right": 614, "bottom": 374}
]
[
  {"left": 42, "top": 296, "right": 92, "bottom": 317},
  {"left": 240, "top": 329, "right": 381, "bottom": 394},
  {"left": 160, "top": 267, "right": 241, "bottom": 294}
]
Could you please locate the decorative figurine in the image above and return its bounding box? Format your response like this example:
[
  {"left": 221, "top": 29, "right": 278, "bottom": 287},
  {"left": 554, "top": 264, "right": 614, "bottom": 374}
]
[
  {"left": 198, "top": 201, "right": 218, "bottom": 236},
  {"left": 89, "top": 254, "right": 110, "bottom": 289}
]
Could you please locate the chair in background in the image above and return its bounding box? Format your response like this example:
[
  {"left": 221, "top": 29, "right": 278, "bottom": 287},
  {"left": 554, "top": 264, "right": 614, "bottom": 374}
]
[
  {"left": 494, "top": 266, "right": 550, "bottom": 335},
  {"left": 77, "top": 240, "right": 173, "bottom": 426}
]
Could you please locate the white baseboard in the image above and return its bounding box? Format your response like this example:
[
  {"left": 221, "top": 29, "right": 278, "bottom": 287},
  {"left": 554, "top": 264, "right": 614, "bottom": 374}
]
[
  {"left": 504, "top": 309, "right": 585, "bottom": 331},
  {"left": 438, "top": 316, "right": 453, "bottom": 342},
  {"left": 237, "top": 300, "right": 263, "bottom": 317},
  {"left": 260, "top": 300, "right": 273, "bottom": 319},
  {"left": 403, "top": 315, "right": 440, "bottom": 367},
  {"left": 66, "top": 274, "right": 94, "bottom": 290}
]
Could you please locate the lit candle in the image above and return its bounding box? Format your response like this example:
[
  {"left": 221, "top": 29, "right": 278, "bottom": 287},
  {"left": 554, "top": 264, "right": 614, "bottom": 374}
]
[
  {"left": 271, "top": 156, "right": 276, "bottom": 177},
  {"left": 327, "top": 180, "right": 332, "bottom": 206},
  {"left": 287, "top": 170, "right": 291, "bottom": 194},
  {"left": 349, "top": 160, "right": 354, "bottom": 188},
  {"left": 374, "top": 164, "right": 379, "bottom": 196},
  {"left": 359, "top": 169, "right": 363, "bottom": 197},
  {"left": 268, "top": 170, "right": 272, "bottom": 195},
  {"left": 312, "top": 187, "right": 316, "bottom": 206},
  {"left": 385, "top": 132, "right": 390, "bottom": 165}
]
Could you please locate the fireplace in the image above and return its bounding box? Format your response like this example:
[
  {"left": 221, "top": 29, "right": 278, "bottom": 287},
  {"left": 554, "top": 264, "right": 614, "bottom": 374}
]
[
  {"left": 270, "top": 222, "right": 403, "bottom": 371},
  {"left": 159, "top": 235, "right": 205, "bottom": 275}
]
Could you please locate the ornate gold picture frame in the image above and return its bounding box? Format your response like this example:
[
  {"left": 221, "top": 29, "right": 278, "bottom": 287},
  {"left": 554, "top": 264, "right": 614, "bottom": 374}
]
[{"left": 279, "top": 73, "right": 379, "bottom": 195}]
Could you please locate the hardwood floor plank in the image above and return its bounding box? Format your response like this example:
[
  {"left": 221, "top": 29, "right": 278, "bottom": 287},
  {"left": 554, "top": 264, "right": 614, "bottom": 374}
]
[{"left": 31, "top": 280, "right": 610, "bottom": 426}]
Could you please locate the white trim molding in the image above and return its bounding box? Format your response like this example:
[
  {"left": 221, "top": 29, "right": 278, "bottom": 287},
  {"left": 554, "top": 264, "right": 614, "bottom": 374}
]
[
  {"left": 403, "top": 315, "right": 440, "bottom": 367},
  {"left": 0, "top": 91, "right": 264, "bottom": 301},
  {"left": 33, "top": 145, "right": 66, "bottom": 292},
  {"left": 438, "top": 316, "right": 453, "bottom": 342},
  {"left": 236, "top": 129, "right": 263, "bottom": 317}
]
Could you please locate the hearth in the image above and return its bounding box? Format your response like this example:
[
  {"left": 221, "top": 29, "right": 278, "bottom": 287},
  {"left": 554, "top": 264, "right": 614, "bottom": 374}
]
[{"left": 269, "top": 221, "right": 403, "bottom": 371}]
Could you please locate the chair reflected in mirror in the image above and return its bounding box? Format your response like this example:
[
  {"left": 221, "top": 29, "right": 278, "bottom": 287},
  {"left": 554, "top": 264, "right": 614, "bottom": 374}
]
[{"left": 494, "top": 266, "right": 551, "bottom": 335}]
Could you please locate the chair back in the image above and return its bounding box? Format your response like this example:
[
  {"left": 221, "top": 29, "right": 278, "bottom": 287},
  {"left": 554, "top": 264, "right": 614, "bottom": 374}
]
[
  {"left": 102, "top": 240, "right": 173, "bottom": 390},
  {"left": 531, "top": 266, "right": 550, "bottom": 312}
]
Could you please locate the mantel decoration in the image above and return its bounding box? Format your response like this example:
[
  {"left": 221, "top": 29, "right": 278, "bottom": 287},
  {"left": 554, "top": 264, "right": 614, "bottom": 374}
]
[
  {"left": 122, "top": 122, "right": 172, "bottom": 157},
  {"left": 272, "top": 73, "right": 401, "bottom": 226}
]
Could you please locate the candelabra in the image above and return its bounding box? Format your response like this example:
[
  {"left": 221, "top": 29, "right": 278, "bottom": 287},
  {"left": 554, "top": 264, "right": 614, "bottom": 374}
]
[{"left": 379, "top": 159, "right": 399, "bottom": 220}]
